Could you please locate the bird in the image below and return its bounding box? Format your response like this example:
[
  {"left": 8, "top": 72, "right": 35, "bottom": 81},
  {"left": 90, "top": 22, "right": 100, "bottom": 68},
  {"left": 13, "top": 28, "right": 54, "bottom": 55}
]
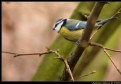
[{"left": 53, "top": 17, "right": 115, "bottom": 42}]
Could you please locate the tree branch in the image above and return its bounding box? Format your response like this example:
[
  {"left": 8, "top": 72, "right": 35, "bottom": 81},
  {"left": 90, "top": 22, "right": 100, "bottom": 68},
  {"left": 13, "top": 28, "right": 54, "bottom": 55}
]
[
  {"left": 89, "top": 42, "right": 121, "bottom": 53},
  {"left": 61, "top": 2, "right": 106, "bottom": 81},
  {"left": 111, "top": 7, "right": 121, "bottom": 18},
  {"left": 103, "top": 49, "right": 121, "bottom": 75},
  {"left": 80, "top": 70, "right": 96, "bottom": 78},
  {"left": 89, "top": 42, "right": 121, "bottom": 75},
  {"left": 2, "top": 51, "right": 54, "bottom": 57},
  {"left": 53, "top": 50, "right": 74, "bottom": 81},
  {"left": 56, "top": 57, "right": 74, "bottom": 81},
  {"left": 2, "top": 50, "right": 75, "bottom": 81}
]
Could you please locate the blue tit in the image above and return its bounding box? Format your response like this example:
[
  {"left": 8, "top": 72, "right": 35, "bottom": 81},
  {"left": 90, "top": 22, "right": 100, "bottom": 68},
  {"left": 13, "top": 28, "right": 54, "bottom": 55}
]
[{"left": 53, "top": 17, "right": 115, "bottom": 42}]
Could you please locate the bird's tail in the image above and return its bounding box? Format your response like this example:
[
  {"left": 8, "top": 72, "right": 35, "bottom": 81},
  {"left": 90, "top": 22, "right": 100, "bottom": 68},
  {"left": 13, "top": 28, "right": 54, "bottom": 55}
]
[{"left": 97, "top": 17, "right": 116, "bottom": 25}]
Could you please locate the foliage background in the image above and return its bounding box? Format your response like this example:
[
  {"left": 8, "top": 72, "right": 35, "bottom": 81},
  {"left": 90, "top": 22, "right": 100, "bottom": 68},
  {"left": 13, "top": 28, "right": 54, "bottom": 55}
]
[{"left": 2, "top": 2, "right": 121, "bottom": 81}]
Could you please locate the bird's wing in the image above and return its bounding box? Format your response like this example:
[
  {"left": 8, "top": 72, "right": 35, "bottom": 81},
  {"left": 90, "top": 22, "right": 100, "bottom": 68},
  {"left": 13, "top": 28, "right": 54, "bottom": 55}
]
[{"left": 65, "top": 21, "right": 87, "bottom": 31}]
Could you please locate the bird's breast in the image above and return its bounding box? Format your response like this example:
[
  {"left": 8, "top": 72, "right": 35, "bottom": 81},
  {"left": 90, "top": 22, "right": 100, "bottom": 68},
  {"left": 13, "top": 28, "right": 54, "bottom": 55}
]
[{"left": 59, "top": 27, "right": 84, "bottom": 42}]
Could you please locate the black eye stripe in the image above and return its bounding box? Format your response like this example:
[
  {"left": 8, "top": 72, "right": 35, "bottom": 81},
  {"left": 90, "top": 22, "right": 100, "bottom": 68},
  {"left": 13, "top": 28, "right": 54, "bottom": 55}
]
[
  {"left": 54, "top": 18, "right": 66, "bottom": 28},
  {"left": 55, "top": 20, "right": 64, "bottom": 27},
  {"left": 55, "top": 23, "right": 58, "bottom": 27},
  {"left": 55, "top": 21, "right": 62, "bottom": 27}
]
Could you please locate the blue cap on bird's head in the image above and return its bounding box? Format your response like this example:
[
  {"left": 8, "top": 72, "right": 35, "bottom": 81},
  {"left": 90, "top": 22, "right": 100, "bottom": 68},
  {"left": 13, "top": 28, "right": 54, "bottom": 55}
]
[{"left": 53, "top": 18, "right": 67, "bottom": 32}]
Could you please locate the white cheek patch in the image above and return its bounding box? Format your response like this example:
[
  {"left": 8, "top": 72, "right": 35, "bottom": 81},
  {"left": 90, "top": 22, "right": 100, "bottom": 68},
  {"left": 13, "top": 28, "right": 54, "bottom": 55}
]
[{"left": 55, "top": 21, "right": 64, "bottom": 32}]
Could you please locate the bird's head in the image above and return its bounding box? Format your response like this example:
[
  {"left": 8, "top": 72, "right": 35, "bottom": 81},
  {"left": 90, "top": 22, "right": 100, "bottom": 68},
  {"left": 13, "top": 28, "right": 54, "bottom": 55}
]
[{"left": 53, "top": 18, "right": 67, "bottom": 32}]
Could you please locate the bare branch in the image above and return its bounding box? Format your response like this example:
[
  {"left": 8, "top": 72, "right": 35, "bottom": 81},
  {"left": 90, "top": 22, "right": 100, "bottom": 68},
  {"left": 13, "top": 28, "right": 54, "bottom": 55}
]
[
  {"left": 89, "top": 42, "right": 121, "bottom": 75},
  {"left": 80, "top": 71, "right": 96, "bottom": 78},
  {"left": 2, "top": 50, "right": 75, "bottom": 81},
  {"left": 89, "top": 42, "right": 121, "bottom": 53},
  {"left": 111, "top": 7, "right": 121, "bottom": 18},
  {"left": 2, "top": 51, "right": 17, "bottom": 55},
  {"left": 64, "top": 59, "right": 74, "bottom": 81},
  {"left": 103, "top": 49, "right": 121, "bottom": 75},
  {"left": 2, "top": 51, "right": 54, "bottom": 57},
  {"left": 54, "top": 52, "right": 74, "bottom": 81},
  {"left": 57, "top": 58, "right": 74, "bottom": 81},
  {"left": 90, "top": 30, "right": 98, "bottom": 40}
]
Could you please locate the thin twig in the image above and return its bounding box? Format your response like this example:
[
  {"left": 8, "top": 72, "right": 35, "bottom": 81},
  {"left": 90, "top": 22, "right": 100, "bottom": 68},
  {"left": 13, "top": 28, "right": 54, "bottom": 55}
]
[
  {"left": 111, "top": 7, "right": 121, "bottom": 18},
  {"left": 59, "top": 58, "right": 74, "bottom": 81},
  {"left": 2, "top": 51, "right": 54, "bottom": 57},
  {"left": 2, "top": 50, "right": 75, "bottom": 81},
  {"left": 89, "top": 42, "right": 121, "bottom": 53},
  {"left": 64, "top": 59, "right": 74, "bottom": 81},
  {"left": 103, "top": 49, "right": 121, "bottom": 75},
  {"left": 2, "top": 51, "right": 17, "bottom": 55},
  {"left": 89, "top": 42, "right": 121, "bottom": 75},
  {"left": 54, "top": 51, "right": 74, "bottom": 81},
  {"left": 80, "top": 71, "right": 96, "bottom": 78},
  {"left": 49, "top": 49, "right": 75, "bottom": 81},
  {"left": 90, "top": 30, "right": 98, "bottom": 40}
]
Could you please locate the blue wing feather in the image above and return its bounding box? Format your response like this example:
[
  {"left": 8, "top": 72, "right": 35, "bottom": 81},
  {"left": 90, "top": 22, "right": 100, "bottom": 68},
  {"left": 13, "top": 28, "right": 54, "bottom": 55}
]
[
  {"left": 64, "top": 17, "right": 114, "bottom": 31},
  {"left": 66, "top": 21, "right": 87, "bottom": 30}
]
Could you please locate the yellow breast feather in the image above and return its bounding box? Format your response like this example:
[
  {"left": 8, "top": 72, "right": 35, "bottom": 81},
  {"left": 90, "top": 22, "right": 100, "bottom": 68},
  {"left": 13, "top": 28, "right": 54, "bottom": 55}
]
[{"left": 59, "top": 26, "right": 84, "bottom": 42}]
